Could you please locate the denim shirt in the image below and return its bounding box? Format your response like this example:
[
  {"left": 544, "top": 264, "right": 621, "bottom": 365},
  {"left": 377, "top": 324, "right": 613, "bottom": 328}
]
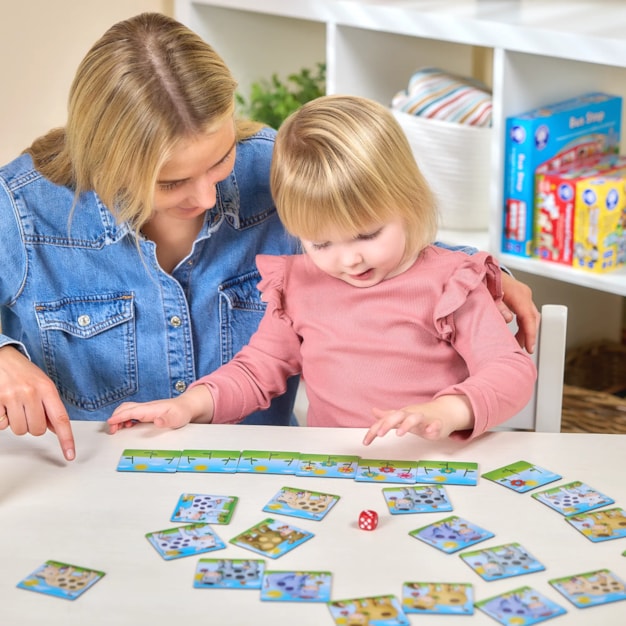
[{"left": 0, "top": 128, "right": 300, "bottom": 424}]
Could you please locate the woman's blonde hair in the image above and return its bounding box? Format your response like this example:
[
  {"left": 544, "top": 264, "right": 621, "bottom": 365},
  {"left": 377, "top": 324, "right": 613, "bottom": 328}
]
[
  {"left": 26, "top": 12, "right": 262, "bottom": 231},
  {"left": 270, "top": 94, "right": 438, "bottom": 259}
]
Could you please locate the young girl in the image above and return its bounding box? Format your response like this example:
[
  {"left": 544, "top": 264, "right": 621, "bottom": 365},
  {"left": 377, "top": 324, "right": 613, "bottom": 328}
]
[{"left": 108, "top": 95, "right": 536, "bottom": 443}]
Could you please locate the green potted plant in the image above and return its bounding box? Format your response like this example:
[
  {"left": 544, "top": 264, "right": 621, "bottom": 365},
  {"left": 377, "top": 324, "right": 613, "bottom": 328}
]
[{"left": 236, "top": 62, "right": 326, "bottom": 129}]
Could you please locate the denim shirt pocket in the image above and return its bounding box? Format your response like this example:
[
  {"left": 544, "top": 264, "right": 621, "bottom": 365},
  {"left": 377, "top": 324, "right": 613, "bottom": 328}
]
[
  {"left": 35, "top": 292, "right": 137, "bottom": 411},
  {"left": 218, "top": 270, "right": 266, "bottom": 364}
]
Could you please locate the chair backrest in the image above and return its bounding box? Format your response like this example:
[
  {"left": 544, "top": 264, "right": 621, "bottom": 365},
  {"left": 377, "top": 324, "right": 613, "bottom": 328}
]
[{"left": 495, "top": 304, "right": 568, "bottom": 433}]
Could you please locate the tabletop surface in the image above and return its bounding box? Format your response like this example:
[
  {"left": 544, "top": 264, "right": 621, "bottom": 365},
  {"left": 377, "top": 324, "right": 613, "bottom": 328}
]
[{"left": 1, "top": 422, "right": 625, "bottom": 625}]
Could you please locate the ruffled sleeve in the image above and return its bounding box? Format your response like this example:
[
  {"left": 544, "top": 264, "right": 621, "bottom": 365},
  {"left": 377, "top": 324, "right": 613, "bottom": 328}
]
[
  {"left": 256, "top": 254, "right": 290, "bottom": 321},
  {"left": 433, "top": 252, "right": 502, "bottom": 341}
]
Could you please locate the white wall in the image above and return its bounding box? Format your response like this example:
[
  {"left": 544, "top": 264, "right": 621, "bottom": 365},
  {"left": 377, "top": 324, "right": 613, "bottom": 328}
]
[{"left": 0, "top": 0, "right": 173, "bottom": 165}]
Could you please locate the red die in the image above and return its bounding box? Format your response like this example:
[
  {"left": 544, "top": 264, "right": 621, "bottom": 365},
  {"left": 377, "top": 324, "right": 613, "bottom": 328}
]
[{"left": 358, "top": 509, "right": 378, "bottom": 531}]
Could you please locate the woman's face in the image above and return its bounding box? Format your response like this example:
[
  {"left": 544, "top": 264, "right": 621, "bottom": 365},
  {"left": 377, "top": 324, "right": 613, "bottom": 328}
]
[{"left": 152, "top": 118, "right": 236, "bottom": 221}]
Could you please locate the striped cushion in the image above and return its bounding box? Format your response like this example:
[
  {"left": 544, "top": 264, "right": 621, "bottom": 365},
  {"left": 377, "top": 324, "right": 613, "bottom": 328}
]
[{"left": 392, "top": 67, "right": 492, "bottom": 127}]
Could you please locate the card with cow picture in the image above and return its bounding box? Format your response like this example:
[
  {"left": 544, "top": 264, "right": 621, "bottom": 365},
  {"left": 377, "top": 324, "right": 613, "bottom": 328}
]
[
  {"left": 401, "top": 582, "right": 474, "bottom": 615},
  {"left": 459, "top": 542, "right": 545, "bottom": 581},
  {"left": 193, "top": 558, "right": 266, "bottom": 590},
  {"left": 263, "top": 486, "right": 340, "bottom": 521},
  {"left": 145, "top": 523, "right": 226, "bottom": 560},
  {"left": 170, "top": 493, "right": 238, "bottom": 525},
  {"left": 260, "top": 570, "right": 332, "bottom": 602},
  {"left": 475, "top": 586, "right": 566, "bottom": 625},
  {"left": 383, "top": 485, "right": 453, "bottom": 515},
  {"left": 229, "top": 518, "right": 314, "bottom": 559},
  {"left": 16, "top": 560, "right": 105, "bottom": 601},
  {"left": 549, "top": 569, "right": 626, "bottom": 608},
  {"left": 565, "top": 507, "right": 626, "bottom": 542},
  {"left": 409, "top": 515, "right": 494, "bottom": 554},
  {"left": 327, "top": 595, "right": 410, "bottom": 625}
]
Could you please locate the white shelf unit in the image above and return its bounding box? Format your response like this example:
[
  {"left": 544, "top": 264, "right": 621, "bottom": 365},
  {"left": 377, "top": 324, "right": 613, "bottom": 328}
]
[{"left": 175, "top": 0, "right": 626, "bottom": 298}]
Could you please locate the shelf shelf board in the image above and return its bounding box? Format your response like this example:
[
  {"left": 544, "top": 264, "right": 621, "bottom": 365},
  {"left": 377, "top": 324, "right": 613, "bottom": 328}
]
[
  {"left": 186, "top": 0, "right": 626, "bottom": 68},
  {"left": 499, "top": 253, "right": 626, "bottom": 296}
]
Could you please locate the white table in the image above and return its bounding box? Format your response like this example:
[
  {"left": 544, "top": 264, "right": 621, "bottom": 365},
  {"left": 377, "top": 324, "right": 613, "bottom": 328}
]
[{"left": 1, "top": 423, "right": 625, "bottom": 625}]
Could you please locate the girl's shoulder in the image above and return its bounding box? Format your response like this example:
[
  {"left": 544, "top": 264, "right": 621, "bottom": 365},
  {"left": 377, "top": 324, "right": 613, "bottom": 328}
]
[{"left": 420, "top": 244, "right": 497, "bottom": 272}]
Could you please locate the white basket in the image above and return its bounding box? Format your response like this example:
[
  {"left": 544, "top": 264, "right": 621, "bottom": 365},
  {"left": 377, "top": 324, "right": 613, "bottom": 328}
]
[{"left": 393, "top": 110, "right": 492, "bottom": 230}]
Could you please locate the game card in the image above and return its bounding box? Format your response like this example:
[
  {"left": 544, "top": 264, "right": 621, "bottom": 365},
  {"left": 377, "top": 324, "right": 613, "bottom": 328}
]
[
  {"left": 146, "top": 523, "right": 226, "bottom": 560},
  {"left": 409, "top": 515, "right": 494, "bottom": 554},
  {"left": 177, "top": 449, "right": 241, "bottom": 473},
  {"left": 531, "top": 480, "right": 614, "bottom": 515},
  {"left": 237, "top": 450, "right": 300, "bottom": 474},
  {"left": 263, "top": 486, "right": 339, "bottom": 521},
  {"left": 230, "top": 518, "right": 314, "bottom": 559},
  {"left": 549, "top": 569, "right": 626, "bottom": 608},
  {"left": 116, "top": 448, "right": 181, "bottom": 472},
  {"left": 193, "top": 558, "right": 265, "bottom": 589},
  {"left": 565, "top": 507, "right": 626, "bottom": 542},
  {"left": 354, "top": 458, "right": 418, "bottom": 484},
  {"left": 383, "top": 485, "right": 453, "bottom": 515},
  {"left": 296, "top": 454, "right": 360, "bottom": 479},
  {"left": 476, "top": 586, "right": 566, "bottom": 625},
  {"left": 482, "top": 460, "right": 561, "bottom": 493},
  {"left": 459, "top": 542, "right": 545, "bottom": 581},
  {"left": 171, "top": 493, "right": 238, "bottom": 524},
  {"left": 401, "top": 582, "right": 474, "bottom": 615},
  {"left": 261, "top": 570, "right": 332, "bottom": 602},
  {"left": 16, "top": 560, "right": 105, "bottom": 600},
  {"left": 328, "top": 595, "right": 410, "bottom": 625},
  {"left": 415, "top": 460, "right": 479, "bottom": 486}
]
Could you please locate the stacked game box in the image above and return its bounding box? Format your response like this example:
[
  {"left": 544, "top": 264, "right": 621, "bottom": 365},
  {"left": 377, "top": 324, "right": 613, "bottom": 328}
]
[
  {"left": 534, "top": 154, "right": 626, "bottom": 270},
  {"left": 502, "top": 92, "right": 622, "bottom": 257},
  {"left": 573, "top": 170, "right": 626, "bottom": 273}
]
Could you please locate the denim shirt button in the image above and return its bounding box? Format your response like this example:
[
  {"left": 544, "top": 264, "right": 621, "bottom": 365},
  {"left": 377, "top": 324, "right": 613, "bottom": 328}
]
[
  {"left": 170, "top": 315, "right": 182, "bottom": 327},
  {"left": 174, "top": 380, "right": 187, "bottom": 393},
  {"left": 77, "top": 314, "right": 91, "bottom": 327}
]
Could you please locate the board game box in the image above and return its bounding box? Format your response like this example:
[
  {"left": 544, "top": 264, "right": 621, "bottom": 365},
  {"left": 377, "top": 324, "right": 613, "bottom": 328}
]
[
  {"left": 502, "top": 92, "right": 622, "bottom": 257},
  {"left": 534, "top": 153, "right": 626, "bottom": 267}
]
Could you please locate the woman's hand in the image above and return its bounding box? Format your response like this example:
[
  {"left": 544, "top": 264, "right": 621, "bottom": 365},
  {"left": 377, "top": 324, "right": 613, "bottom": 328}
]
[
  {"left": 0, "top": 345, "right": 75, "bottom": 461},
  {"left": 499, "top": 273, "right": 540, "bottom": 353}
]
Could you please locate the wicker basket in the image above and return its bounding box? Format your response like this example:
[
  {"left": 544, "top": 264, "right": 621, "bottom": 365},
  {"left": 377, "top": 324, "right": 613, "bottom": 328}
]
[
  {"left": 562, "top": 340, "right": 626, "bottom": 433},
  {"left": 564, "top": 340, "right": 626, "bottom": 395},
  {"left": 561, "top": 384, "right": 626, "bottom": 433}
]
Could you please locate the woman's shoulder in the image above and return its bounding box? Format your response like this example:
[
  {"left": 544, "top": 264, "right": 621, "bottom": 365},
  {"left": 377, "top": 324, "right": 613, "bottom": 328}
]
[
  {"left": 0, "top": 152, "right": 37, "bottom": 186},
  {"left": 231, "top": 127, "right": 276, "bottom": 193},
  {"left": 236, "top": 126, "right": 276, "bottom": 152}
]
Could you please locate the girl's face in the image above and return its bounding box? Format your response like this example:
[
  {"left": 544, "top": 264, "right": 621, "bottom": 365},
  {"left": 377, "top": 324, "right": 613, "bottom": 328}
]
[
  {"left": 152, "top": 118, "right": 236, "bottom": 221},
  {"left": 300, "top": 218, "right": 416, "bottom": 288}
]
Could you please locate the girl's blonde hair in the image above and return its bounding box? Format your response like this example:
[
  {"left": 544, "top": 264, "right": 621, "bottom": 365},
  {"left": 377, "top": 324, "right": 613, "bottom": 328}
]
[
  {"left": 270, "top": 94, "right": 438, "bottom": 259},
  {"left": 26, "top": 12, "right": 262, "bottom": 231}
]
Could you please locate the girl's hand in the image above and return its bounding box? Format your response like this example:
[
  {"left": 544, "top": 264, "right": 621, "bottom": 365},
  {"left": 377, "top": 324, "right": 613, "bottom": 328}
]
[
  {"left": 107, "top": 385, "right": 214, "bottom": 433},
  {"left": 362, "top": 396, "right": 473, "bottom": 445}
]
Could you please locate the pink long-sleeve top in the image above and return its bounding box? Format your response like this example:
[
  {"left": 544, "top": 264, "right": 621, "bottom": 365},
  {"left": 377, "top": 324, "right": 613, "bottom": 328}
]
[{"left": 192, "top": 245, "right": 537, "bottom": 439}]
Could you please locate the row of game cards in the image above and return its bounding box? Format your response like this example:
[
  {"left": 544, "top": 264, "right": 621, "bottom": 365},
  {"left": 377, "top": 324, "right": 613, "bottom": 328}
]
[{"left": 116, "top": 447, "right": 481, "bottom": 484}]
